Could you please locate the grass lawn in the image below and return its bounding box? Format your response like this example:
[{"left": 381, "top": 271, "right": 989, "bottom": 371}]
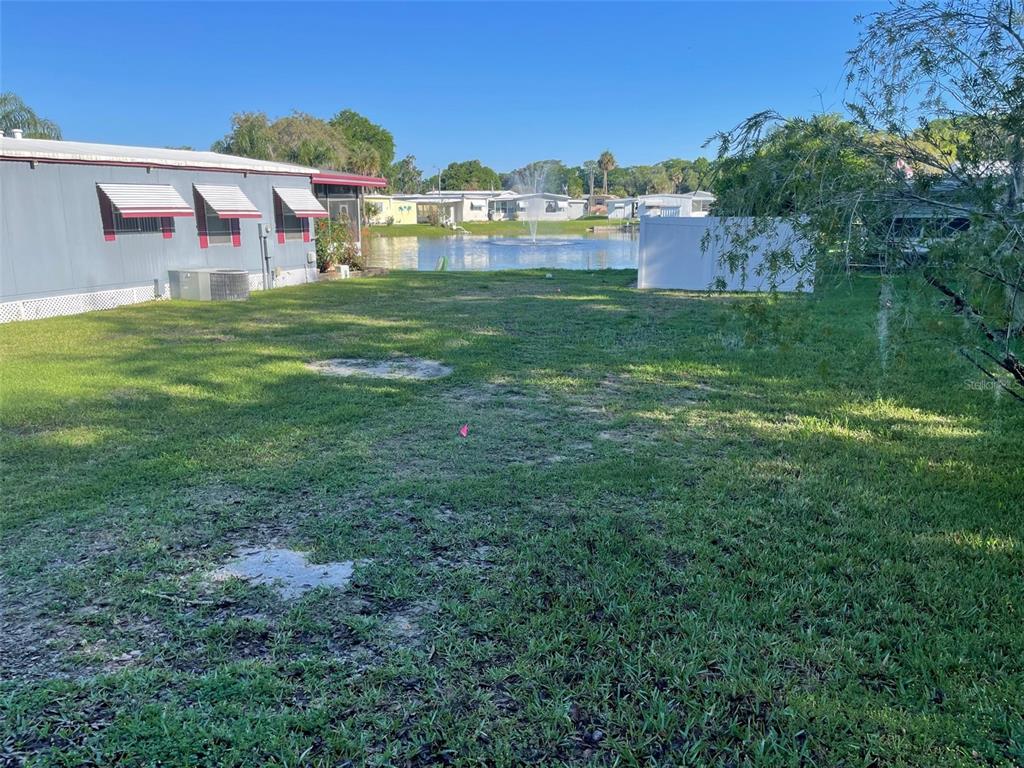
[
  {"left": 369, "top": 217, "right": 630, "bottom": 239},
  {"left": 1, "top": 270, "right": 1022, "bottom": 766}
]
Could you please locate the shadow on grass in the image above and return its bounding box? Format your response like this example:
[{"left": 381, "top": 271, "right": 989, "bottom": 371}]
[{"left": 1, "top": 270, "right": 1022, "bottom": 766}]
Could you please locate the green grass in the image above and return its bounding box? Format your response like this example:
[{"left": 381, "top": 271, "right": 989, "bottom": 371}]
[
  {"left": 1, "top": 271, "right": 1022, "bottom": 766},
  {"left": 369, "top": 217, "right": 631, "bottom": 238}
]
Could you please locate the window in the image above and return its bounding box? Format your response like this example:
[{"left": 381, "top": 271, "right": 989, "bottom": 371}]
[
  {"left": 97, "top": 184, "right": 191, "bottom": 241},
  {"left": 941, "top": 217, "right": 971, "bottom": 236},
  {"left": 490, "top": 200, "right": 517, "bottom": 219},
  {"left": 279, "top": 208, "right": 306, "bottom": 241},
  {"left": 193, "top": 190, "right": 241, "bottom": 249},
  {"left": 273, "top": 187, "right": 326, "bottom": 243},
  {"left": 692, "top": 199, "right": 713, "bottom": 213},
  {"left": 470, "top": 201, "right": 484, "bottom": 211},
  {"left": 112, "top": 212, "right": 164, "bottom": 234},
  {"left": 274, "top": 194, "right": 307, "bottom": 241},
  {"left": 192, "top": 184, "right": 258, "bottom": 247},
  {"left": 545, "top": 201, "right": 559, "bottom": 213},
  {"left": 204, "top": 202, "right": 234, "bottom": 245}
]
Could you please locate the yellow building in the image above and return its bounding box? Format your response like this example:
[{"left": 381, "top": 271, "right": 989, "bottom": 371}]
[{"left": 365, "top": 195, "right": 417, "bottom": 226}]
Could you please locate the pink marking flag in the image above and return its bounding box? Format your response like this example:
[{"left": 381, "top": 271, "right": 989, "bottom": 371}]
[{"left": 458, "top": 424, "right": 469, "bottom": 438}]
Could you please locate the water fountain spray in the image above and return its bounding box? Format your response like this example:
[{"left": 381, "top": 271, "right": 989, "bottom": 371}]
[{"left": 511, "top": 161, "right": 555, "bottom": 242}]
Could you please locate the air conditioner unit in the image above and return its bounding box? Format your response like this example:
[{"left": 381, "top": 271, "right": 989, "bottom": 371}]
[{"left": 168, "top": 269, "right": 250, "bottom": 301}]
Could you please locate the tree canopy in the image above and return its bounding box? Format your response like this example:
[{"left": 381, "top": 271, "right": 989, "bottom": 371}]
[
  {"left": 386, "top": 155, "right": 424, "bottom": 194},
  {"left": 212, "top": 109, "right": 394, "bottom": 176},
  {"left": 212, "top": 111, "right": 347, "bottom": 169},
  {"left": 330, "top": 110, "right": 395, "bottom": 174},
  {"left": 712, "top": 0, "right": 1024, "bottom": 400},
  {"left": 0, "top": 93, "right": 61, "bottom": 139},
  {"left": 440, "top": 160, "right": 501, "bottom": 191}
]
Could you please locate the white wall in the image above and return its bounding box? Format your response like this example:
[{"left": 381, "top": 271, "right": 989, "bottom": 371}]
[
  {"left": 608, "top": 201, "right": 632, "bottom": 219},
  {"left": 638, "top": 216, "right": 812, "bottom": 292},
  {"left": 566, "top": 200, "right": 587, "bottom": 220},
  {"left": 457, "top": 197, "right": 491, "bottom": 222}
]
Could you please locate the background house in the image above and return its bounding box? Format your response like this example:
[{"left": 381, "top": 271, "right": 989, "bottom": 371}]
[
  {"left": 638, "top": 191, "right": 715, "bottom": 217},
  {"left": 364, "top": 194, "right": 417, "bottom": 226},
  {"left": 491, "top": 193, "right": 586, "bottom": 221},
  {"left": 609, "top": 191, "right": 716, "bottom": 219},
  {"left": 422, "top": 189, "right": 504, "bottom": 223},
  {"left": 607, "top": 197, "right": 634, "bottom": 219}
]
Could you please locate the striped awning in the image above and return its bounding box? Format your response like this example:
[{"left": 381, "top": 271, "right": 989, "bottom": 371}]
[
  {"left": 194, "top": 184, "right": 261, "bottom": 219},
  {"left": 274, "top": 186, "right": 328, "bottom": 218},
  {"left": 97, "top": 183, "right": 193, "bottom": 218}
]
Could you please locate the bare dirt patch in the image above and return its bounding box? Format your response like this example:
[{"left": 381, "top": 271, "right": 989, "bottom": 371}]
[
  {"left": 432, "top": 544, "right": 496, "bottom": 572},
  {"left": 382, "top": 600, "right": 438, "bottom": 647},
  {"left": 309, "top": 357, "right": 452, "bottom": 381},
  {"left": 0, "top": 593, "right": 83, "bottom": 682}
]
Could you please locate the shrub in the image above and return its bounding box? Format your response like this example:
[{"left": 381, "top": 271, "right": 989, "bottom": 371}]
[
  {"left": 363, "top": 201, "right": 382, "bottom": 224},
  {"left": 315, "top": 218, "right": 361, "bottom": 272}
]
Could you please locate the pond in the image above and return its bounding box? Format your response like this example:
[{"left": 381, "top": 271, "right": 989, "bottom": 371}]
[{"left": 363, "top": 232, "right": 638, "bottom": 272}]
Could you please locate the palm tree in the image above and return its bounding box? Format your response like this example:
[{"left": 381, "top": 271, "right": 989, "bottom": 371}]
[
  {"left": 582, "top": 160, "right": 599, "bottom": 198},
  {"left": 346, "top": 143, "right": 381, "bottom": 176},
  {"left": 0, "top": 93, "right": 61, "bottom": 139},
  {"left": 598, "top": 150, "right": 617, "bottom": 194}
]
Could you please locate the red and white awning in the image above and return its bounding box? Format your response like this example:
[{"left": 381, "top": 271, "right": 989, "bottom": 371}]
[
  {"left": 97, "top": 183, "right": 193, "bottom": 218},
  {"left": 194, "top": 184, "right": 261, "bottom": 219},
  {"left": 274, "top": 186, "right": 328, "bottom": 218}
]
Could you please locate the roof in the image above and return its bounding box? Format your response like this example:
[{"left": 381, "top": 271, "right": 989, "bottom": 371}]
[
  {"left": 509, "top": 192, "right": 570, "bottom": 201},
  {"left": 0, "top": 137, "right": 323, "bottom": 177},
  {"left": 639, "top": 192, "right": 716, "bottom": 205},
  {"left": 393, "top": 194, "right": 463, "bottom": 204},
  {"left": 423, "top": 189, "right": 509, "bottom": 198},
  {"left": 312, "top": 170, "right": 388, "bottom": 188}
]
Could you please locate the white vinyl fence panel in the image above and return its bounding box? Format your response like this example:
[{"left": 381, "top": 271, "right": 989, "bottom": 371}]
[{"left": 638, "top": 216, "right": 811, "bottom": 292}]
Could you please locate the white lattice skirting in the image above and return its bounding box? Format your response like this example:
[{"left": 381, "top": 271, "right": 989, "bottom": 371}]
[
  {"left": 0, "top": 267, "right": 317, "bottom": 323},
  {"left": 0, "top": 285, "right": 164, "bottom": 323}
]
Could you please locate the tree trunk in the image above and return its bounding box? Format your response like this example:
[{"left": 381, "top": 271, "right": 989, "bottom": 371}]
[
  {"left": 1008, "top": 135, "right": 1024, "bottom": 213},
  {"left": 603, "top": 170, "right": 608, "bottom": 194}
]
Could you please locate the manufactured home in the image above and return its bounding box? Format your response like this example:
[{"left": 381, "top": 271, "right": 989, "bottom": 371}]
[
  {"left": 0, "top": 136, "right": 384, "bottom": 321},
  {"left": 364, "top": 195, "right": 417, "bottom": 226},
  {"left": 489, "top": 193, "right": 587, "bottom": 222},
  {"left": 422, "top": 189, "right": 507, "bottom": 223},
  {"left": 609, "top": 191, "right": 716, "bottom": 219}
]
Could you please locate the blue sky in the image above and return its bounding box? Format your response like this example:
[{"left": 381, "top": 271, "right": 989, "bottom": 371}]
[{"left": 2, "top": 1, "right": 884, "bottom": 172}]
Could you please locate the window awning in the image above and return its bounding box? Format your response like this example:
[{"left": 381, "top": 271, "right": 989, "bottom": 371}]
[
  {"left": 97, "top": 183, "right": 193, "bottom": 218},
  {"left": 274, "top": 186, "right": 328, "bottom": 218},
  {"left": 194, "top": 184, "right": 261, "bottom": 219}
]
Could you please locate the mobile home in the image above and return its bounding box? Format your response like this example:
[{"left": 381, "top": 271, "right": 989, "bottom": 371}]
[{"left": 0, "top": 136, "right": 384, "bottom": 321}]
